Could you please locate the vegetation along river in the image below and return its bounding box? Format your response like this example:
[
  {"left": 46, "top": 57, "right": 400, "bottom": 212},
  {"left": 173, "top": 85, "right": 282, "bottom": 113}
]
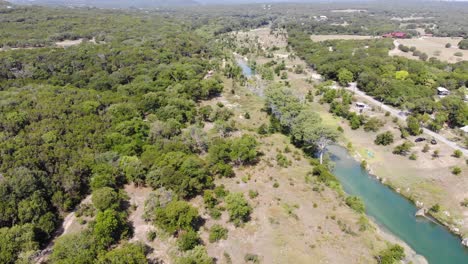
[
  {"left": 328, "top": 145, "right": 468, "bottom": 264},
  {"left": 237, "top": 59, "right": 468, "bottom": 263}
]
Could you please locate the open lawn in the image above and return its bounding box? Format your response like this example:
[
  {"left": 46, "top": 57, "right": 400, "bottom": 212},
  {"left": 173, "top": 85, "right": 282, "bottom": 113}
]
[{"left": 391, "top": 37, "right": 468, "bottom": 63}]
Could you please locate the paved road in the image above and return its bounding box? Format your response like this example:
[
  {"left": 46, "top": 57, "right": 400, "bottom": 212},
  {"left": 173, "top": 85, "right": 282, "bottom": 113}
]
[{"left": 346, "top": 82, "right": 468, "bottom": 156}]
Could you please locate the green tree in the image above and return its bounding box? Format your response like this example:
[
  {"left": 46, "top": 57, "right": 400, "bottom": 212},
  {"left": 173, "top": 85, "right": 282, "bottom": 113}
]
[
  {"left": 209, "top": 224, "right": 228, "bottom": 243},
  {"left": 51, "top": 231, "right": 97, "bottom": 264},
  {"left": 177, "top": 246, "right": 213, "bottom": 264},
  {"left": 92, "top": 209, "right": 128, "bottom": 249},
  {"left": 92, "top": 187, "right": 121, "bottom": 211},
  {"left": 338, "top": 68, "right": 353, "bottom": 86},
  {"left": 153, "top": 200, "right": 199, "bottom": 234},
  {"left": 97, "top": 243, "right": 147, "bottom": 264},
  {"left": 177, "top": 230, "right": 201, "bottom": 251},
  {"left": 406, "top": 116, "right": 422, "bottom": 136},
  {"left": 225, "top": 193, "right": 252, "bottom": 226},
  {"left": 375, "top": 132, "right": 394, "bottom": 146}
]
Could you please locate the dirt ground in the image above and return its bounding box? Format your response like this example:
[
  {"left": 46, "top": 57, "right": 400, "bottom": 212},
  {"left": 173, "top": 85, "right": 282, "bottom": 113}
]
[
  {"left": 200, "top": 77, "right": 392, "bottom": 264},
  {"left": 390, "top": 37, "right": 468, "bottom": 63}
]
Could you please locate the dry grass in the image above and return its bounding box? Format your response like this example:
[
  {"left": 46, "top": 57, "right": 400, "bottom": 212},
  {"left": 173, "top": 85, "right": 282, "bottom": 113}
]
[{"left": 390, "top": 37, "right": 468, "bottom": 63}]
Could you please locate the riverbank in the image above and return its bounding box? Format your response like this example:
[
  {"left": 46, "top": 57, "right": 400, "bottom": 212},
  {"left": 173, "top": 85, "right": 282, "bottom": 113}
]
[{"left": 232, "top": 26, "right": 468, "bottom": 262}]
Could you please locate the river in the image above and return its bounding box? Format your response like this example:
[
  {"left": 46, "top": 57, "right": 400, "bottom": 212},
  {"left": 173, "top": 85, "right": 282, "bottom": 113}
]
[
  {"left": 328, "top": 145, "right": 468, "bottom": 264},
  {"left": 236, "top": 59, "right": 468, "bottom": 263}
]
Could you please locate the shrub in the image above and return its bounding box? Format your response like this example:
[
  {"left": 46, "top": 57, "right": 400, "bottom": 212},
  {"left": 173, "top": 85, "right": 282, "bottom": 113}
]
[
  {"left": 276, "top": 153, "right": 291, "bottom": 168},
  {"left": 273, "top": 182, "right": 279, "bottom": 188},
  {"left": 454, "top": 52, "right": 463, "bottom": 57},
  {"left": 430, "top": 204, "right": 440, "bottom": 213},
  {"left": 244, "top": 253, "right": 260, "bottom": 263},
  {"left": 422, "top": 144, "right": 430, "bottom": 153},
  {"left": 209, "top": 224, "right": 228, "bottom": 243},
  {"left": 409, "top": 153, "right": 417, "bottom": 160},
  {"left": 147, "top": 230, "right": 157, "bottom": 241},
  {"left": 361, "top": 160, "right": 367, "bottom": 170},
  {"left": 452, "top": 167, "right": 462, "bottom": 175},
  {"left": 459, "top": 39, "right": 468, "bottom": 50},
  {"left": 461, "top": 198, "right": 468, "bottom": 207},
  {"left": 445, "top": 43, "right": 451, "bottom": 48},
  {"left": 364, "top": 117, "right": 384, "bottom": 132},
  {"left": 393, "top": 142, "right": 413, "bottom": 156},
  {"left": 248, "top": 190, "right": 259, "bottom": 199},
  {"left": 225, "top": 193, "right": 252, "bottom": 226},
  {"left": 177, "top": 246, "right": 213, "bottom": 264},
  {"left": 375, "top": 131, "right": 394, "bottom": 146},
  {"left": 153, "top": 200, "right": 199, "bottom": 234},
  {"left": 453, "top": 150, "right": 462, "bottom": 158},
  {"left": 376, "top": 244, "right": 405, "bottom": 264},
  {"left": 177, "top": 230, "right": 201, "bottom": 251},
  {"left": 92, "top": 187, "right": 121, "bottom": 211},
  {"left": 345, "top": 196, "right": 365, "bottom": 214}
]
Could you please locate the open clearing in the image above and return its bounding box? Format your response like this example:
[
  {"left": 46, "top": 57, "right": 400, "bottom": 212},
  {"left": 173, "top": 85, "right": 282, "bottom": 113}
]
[
  {"left": 311, "top": 35, "right": 376, "bottom": 42},
  {"left": 390, "top": 37, "right": 468, "bottom": 63}
]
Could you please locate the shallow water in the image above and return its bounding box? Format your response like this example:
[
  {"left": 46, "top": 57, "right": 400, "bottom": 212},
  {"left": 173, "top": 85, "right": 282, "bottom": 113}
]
[{"left": 328, "top": 145, "right": 468, "bottom": 264}]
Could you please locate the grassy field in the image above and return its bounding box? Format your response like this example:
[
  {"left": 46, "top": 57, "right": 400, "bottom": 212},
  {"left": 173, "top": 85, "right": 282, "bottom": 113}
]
[{"left": 391, "top": 37, "right": 468, "bottom": 63}]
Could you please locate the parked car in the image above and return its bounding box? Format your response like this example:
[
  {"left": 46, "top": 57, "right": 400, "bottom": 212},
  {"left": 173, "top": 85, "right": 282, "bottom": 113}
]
[
  {"left": 431, "top": 139, "right": 437, "bottom": 145},
  {"left": 415, "top": 137, "right": 426, "bottom": 143}
]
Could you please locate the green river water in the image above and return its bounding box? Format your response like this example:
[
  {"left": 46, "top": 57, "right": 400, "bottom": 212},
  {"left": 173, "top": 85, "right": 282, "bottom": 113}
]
[{"left": 328, "top": 145, "right": 468, "bottom": 264}]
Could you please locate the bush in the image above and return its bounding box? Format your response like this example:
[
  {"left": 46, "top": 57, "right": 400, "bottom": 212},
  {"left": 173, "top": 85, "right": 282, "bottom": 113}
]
[
  {"left": 459, "top": 39, "right": 468, "bottom": 50},
  {"left": 147, "top": 230, "right": 157, "bottom": 241},
  {"left": 445, "top": 43, "right": 452, "bottom": 48},
  {"left": 364, "top": 117, "right": 384, "bottom": 132},
  {"left": 153, "top": 200, "right": 199, "bottom": 234},
  {"left": 244, "top": 253, "right": 260, "bottom": 263},
  {"left": 177, "top": 246, "right": 213, "bottom": 264},
  {"left": 209, "top": 224, "right": 228, "bottom": 243},
  {"left": 361, "top": 160, "right": 367, "bottom": 170},
  {"left": 453, "top": 150, "right": 462, "bottom": 158},
  {"left": 392, "top": 142, "right": 413, "bottom": 156},
  {"left": 430, "top": 204, "right": 440, "bottom": 213},
  {"left": 225, "top": 193, "right": 252, "bottom": 226},
  {"left": 375, "top": 132, "right": 394, "bottom": 146},
  {"left": 345, "top": 196, "right": 365, "bottom": 214},
  {"left": 376, "top": 244, "right": 405, "bottom": 264},
  {"left": 276, "top": 153, "right": 291, "bottom": 168},
  {"left": 92, "top": 187, "right": 121, "bottom": 211},
  {"left": 452, "top": 167, "right": 462, "bottom": 175},
  {"left": 409, "top": 153, "right": 418, "bottom": 160},
  {"left": 422, "top": 144, "right": 430, "bottom": 153},
  {"left": 461, "top": 198, "right": 468, "bottom": 207},
  {"left": 406, "top": 116, "right": 421, "bottom": 136},
  {"left": 178, "top": 230, "right": 201, "bottom": 251},
  {"left": 248, "top": 190, "right": 259, "bottom": 199},
  {"left": 97, "top": 243, "right": 147, "bottom": 264},
  {"left": 454, "top": 52, "right": 463, "bottom": 57}
]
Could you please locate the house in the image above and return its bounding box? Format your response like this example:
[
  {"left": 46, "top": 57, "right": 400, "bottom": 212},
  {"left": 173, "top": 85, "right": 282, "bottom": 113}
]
[
  {"left": 437, "top": 87, "right": 450, "bottom": 96},
  {"left": 382, "top": 32, "right": 408, "bottom": 38}
]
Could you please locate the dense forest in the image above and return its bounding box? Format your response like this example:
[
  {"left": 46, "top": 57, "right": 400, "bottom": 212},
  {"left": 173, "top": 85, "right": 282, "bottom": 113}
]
[{"left": 0, "top": 4, "right": 263, "bottom": 263}]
